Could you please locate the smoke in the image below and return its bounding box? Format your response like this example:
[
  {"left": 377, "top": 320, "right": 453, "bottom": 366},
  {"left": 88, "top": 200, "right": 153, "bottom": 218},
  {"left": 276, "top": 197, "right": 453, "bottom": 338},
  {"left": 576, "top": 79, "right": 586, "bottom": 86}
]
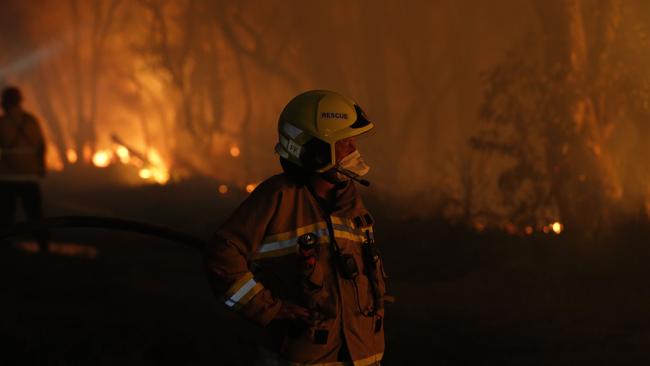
[{"left": 0, "top": 0, "right": 647, "bottom": 223}]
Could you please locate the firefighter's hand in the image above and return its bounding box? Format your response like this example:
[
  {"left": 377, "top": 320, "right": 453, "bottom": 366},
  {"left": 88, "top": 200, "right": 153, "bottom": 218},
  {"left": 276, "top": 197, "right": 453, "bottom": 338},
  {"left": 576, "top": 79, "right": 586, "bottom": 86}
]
[{"left": 275, "top": 302, "right": 310, "bottom": 321}]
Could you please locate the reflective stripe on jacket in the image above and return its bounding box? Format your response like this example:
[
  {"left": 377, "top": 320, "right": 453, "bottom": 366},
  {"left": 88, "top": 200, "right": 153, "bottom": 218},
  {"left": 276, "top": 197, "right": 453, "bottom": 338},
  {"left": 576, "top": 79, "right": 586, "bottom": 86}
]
[{"left": 205, "top": 173, "right": 388, "bottom": 365}]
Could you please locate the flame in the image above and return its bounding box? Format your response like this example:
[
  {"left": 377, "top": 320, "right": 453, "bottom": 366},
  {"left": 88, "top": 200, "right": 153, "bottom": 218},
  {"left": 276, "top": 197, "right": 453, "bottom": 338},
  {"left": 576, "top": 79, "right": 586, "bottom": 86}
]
[
  {"left": 147, "top": 148, "right": 164, "bottom": 166},
  {"left": 66, "top": 149, "right": 78, "bottom": 163},
  {"left": 139, "top": 168, "right": 152, "bottom": 179},
  {"left": 121, "top": 148, "right": 172, "bottom": 184},
  {"left": 83, "top": 145, "right": 93, "bottom": 163},
  {"left": 551, "top": 221, "right": 563, "bottom": 234},
  {"left": 144, "top": 148, "right": 170, "bottom": 184},
  {"left": 47, "top": 149, "right": 64, "bottom": 171},
  {"left": 92, "top": 150, "right": 111, "bottom": 168},
  {"left": 115, "top": 145, "right": 130, "bottom": 164},
  {"left": 151, "top": 167, "right": 170, "bottom": 184},
  {"left": 245, "top": 183, "right": 257, "bottom": 193},
  {"left": 218, "top": 184, "right": 229, "bottom": 194},
  {"left": 230, "top": 145, "right": 241, "bottom": 157},
  {"left": 84, "top": 143, "right": 173, "bottom": 185}
]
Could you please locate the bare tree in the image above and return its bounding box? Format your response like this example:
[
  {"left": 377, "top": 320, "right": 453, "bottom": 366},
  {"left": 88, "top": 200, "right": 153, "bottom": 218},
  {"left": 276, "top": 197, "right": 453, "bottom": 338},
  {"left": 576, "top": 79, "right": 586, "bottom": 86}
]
[{"left": 70, "top": 0, "right": 123, "bottom": 157}]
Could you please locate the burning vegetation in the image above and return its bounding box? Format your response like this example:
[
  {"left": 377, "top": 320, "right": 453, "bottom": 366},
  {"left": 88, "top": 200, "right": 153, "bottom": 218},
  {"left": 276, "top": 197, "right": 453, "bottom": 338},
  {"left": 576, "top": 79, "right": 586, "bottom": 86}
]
[
  {"left": 0, "top": 0, "right": 648, "bottom": 236},
  {"left": 469, "top": 0, "right": 650, "bottom": 237}
]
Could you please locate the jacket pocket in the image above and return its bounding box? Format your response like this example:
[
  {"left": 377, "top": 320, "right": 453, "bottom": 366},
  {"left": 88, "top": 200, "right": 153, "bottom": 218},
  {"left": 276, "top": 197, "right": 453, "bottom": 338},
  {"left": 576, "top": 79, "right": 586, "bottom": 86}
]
[
  {"left": 300, "top": 261, "right": 335, "bottom": 319},
  {"left": 355, "top": 272, "right": 375, "bottom": 315},
  {"left": 302, "top": 259, "right": 324, "bottom": 291}
]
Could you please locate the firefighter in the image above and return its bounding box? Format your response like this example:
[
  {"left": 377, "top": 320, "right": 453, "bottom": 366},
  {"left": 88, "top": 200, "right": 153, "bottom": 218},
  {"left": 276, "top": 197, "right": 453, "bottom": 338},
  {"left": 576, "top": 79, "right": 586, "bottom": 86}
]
[
  {"left": 205, "top": 90, "right": 389, "bottom": 365},
  {"left": 0, "top": 86, "right": 48, "bottom": 253}
]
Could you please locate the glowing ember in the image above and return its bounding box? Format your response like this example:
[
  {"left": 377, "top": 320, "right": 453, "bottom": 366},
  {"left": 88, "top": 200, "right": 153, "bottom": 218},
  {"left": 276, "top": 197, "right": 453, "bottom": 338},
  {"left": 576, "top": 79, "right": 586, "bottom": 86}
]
[
  {"left": 218, "top": 184, "right": 229, "bottom": 194},
  {"left": 504, "top": 223, "right": 517, "bottom": 235},
  {"left": 551, "top": 222, "right": 563, "bottom": 234},
  {"left": 139, "top": 168, "right": 152, "bottom": 179},
  {"left": 115, "top": 145, "right": 130, "bottom": 163},
  {"left": 92, "top": 150, "right": 111, "bottom": 168},
  {"left": 66, "top": 149, "right": 78, "bottom": 163},
  {"left": 230, "top": 145, "right": 241, "bottom": 157},
  {"left": 245, "top": 183, "right": 257, "bottom": 193}
]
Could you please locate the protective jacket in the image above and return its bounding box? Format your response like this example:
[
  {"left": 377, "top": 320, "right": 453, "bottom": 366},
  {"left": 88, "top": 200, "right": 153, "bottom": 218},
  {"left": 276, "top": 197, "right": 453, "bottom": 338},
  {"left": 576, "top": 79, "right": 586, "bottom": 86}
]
[
  {"left": 205, "top": 173, "right": 388, "bottom": 365},
  {"left": 0, "top": 111, "right": 46, "bottom": 180}
]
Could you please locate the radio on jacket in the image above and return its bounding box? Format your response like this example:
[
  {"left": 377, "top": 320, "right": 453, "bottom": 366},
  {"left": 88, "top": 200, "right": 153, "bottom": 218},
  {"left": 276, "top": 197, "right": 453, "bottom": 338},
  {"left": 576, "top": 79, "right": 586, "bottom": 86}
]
[{"left": 336, "top": 251, "right": 359, "bottom": 280}]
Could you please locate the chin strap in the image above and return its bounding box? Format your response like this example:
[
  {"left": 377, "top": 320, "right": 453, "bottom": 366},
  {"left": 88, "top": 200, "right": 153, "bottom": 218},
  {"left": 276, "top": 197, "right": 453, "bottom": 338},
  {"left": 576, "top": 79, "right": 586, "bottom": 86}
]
[{"left": 332, "top": 166, "right": 371, "bottom": 187}]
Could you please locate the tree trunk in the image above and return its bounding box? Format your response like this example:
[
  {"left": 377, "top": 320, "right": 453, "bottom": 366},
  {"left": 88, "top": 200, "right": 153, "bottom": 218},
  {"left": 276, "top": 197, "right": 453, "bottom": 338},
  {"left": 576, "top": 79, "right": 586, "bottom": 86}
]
[{"left": 537, "top": 0, "right": 621, "bottom": 237}]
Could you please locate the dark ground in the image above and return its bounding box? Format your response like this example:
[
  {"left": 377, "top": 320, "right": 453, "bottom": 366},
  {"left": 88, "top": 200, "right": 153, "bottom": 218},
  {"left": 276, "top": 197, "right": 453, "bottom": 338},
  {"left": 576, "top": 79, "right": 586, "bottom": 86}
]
[{"left": 2, "top": 166, "right": 650, "bottom": 365}]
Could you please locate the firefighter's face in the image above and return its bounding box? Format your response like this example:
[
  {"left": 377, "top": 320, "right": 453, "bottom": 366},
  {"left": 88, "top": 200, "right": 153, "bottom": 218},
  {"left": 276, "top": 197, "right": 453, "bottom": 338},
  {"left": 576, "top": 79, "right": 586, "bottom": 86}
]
[{"left": 335, "top": 137, "right": 357, "bottom": 163}]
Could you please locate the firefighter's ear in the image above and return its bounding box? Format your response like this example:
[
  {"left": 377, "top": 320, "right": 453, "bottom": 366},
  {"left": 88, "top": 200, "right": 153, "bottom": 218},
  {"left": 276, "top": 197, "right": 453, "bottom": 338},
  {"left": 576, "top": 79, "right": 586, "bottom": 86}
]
[{"left": 300, "top": 138, "right": 331, "bottom": 171}]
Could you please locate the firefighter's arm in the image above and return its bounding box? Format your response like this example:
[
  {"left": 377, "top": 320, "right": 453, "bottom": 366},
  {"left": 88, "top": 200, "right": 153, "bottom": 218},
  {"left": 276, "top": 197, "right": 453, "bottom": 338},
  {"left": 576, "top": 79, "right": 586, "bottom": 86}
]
[
  {"left": 28, "top": 116, "right": 46, "bottom": 176},
  {"left": 204, "top": 185, "right": 283, "bottom": 326}
]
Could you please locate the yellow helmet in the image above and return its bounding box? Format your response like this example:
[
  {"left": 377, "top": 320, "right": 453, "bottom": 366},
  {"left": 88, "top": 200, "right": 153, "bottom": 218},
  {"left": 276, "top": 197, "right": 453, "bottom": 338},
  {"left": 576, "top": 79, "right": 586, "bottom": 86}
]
[{"left": 275, "top": 90, "right": 374, "bottom": 172}]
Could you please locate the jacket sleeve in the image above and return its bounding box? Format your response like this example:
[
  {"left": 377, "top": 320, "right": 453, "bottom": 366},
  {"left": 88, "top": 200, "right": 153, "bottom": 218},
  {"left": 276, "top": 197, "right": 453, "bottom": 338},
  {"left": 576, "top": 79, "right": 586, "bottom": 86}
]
[
  {"left": 27, "top": 115, "right": 46, "bottom": 176},
  {"left": 204, "top": 184, "right": 283, "bottom": 326}
]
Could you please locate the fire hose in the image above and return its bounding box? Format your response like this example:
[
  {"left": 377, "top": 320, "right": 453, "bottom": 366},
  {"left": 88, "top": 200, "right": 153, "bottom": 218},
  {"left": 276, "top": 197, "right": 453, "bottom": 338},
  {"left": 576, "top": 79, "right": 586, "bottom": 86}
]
[{"left": 0, "top": 216, "right": 208, "bottom": 250}]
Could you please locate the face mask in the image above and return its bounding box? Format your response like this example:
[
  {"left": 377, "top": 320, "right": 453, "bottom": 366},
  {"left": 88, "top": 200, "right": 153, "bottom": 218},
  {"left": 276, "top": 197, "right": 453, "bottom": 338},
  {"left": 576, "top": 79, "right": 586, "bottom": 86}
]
[{"left": 335, "top": 149, "right": 370, "bottom": 181}]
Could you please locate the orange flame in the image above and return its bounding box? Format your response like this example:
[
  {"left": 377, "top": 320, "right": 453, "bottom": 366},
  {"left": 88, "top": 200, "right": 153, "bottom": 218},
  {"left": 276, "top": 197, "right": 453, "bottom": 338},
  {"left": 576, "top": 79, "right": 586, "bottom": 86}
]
[
  {"left": 115, "top": 145, "right": 130, "bottom": 164},
  {"left": 66, "top": 149, "right": 78, "bottom": 163},
  {"left": 551, "top": 222, "right": 563, "bottom": 234},
  {"left": 139, "top": 168, "right": 152, "bottom": 179},
  {"left": 92, "top": 150, "right": 111, "bottom": 168},
  {"left": 146, "top": 149, "right": 170, "bottom": 184}
]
